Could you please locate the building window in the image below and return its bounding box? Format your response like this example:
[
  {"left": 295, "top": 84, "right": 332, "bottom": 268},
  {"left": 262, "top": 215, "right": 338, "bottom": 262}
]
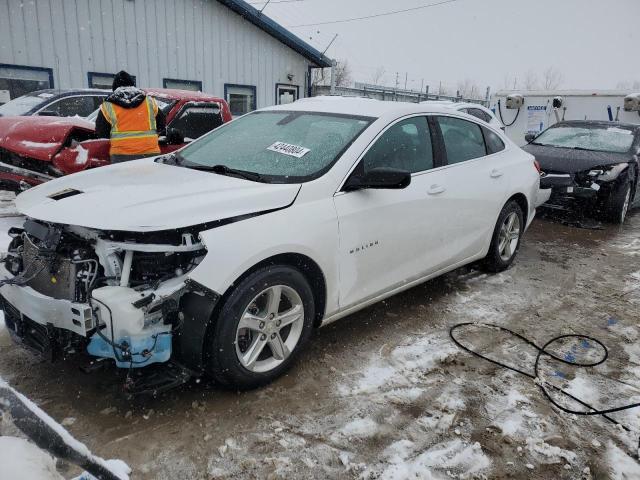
[
  {"left": 163, "top": 78, "right": 202, "bottom": 92},
  {"left": 224, "top": 84, "right": 256, "bottom": 117},
  {"left": 0, "top": 64, "right": 54, "bottom": 104},
  {"left": 276, "top": 84, "right": 299, "bottom": 105},
  {"left": 88, "top": 72, "right": 136, "bottom": 90}
]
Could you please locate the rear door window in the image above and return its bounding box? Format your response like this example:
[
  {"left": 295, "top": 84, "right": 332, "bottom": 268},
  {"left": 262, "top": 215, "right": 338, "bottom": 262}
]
[
  {"left": 467, "top": 108, "right": 492, "bottom": 123},
  {"left": 437, "top": 116, "right": 486, "bottom": 164},
  {"left": 362, "top": 116, "right": 434, "bottom": 174},
  {"left": 483, "top": 127, "right": 506, "bottom": 154}
]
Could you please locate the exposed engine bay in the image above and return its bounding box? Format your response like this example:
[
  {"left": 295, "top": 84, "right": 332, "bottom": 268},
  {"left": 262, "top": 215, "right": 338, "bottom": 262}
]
[{"left": 0, "top": 218, "right": 206, "bottom": 379}]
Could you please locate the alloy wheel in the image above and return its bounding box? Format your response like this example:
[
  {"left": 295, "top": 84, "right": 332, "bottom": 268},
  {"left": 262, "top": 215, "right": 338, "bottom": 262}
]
[
  {"left": 620, "top": 186, "right": 631, "bottom": 224},
  {"left": 498, "top": 212, "right": 521, "bottom": 262},
  {"left": 235, "top": 285, "right": 305, "bottom": 373}
]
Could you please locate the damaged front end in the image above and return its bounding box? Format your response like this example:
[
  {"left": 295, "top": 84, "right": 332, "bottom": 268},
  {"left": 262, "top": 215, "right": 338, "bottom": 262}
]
[
  {"left": 0, "top": 218, "right": 207, "bottom": 374},
  {"left": 539, "top": 162, "right": 630, "bottom": 213}
]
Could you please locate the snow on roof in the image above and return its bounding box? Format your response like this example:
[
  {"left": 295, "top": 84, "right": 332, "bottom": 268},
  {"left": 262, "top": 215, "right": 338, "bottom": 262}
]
[
  {"left": 215, "top": 0, "right": 332, "bottom": 68},
  {"left": 143, "top": 88, "right": 224, "bottom": 102},
  {"left": 263, "top": 96, "right": 466, "bottom": 118}
]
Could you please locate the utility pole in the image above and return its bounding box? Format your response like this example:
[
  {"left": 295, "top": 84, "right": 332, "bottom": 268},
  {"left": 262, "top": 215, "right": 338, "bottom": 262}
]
[
  {"left": 330, "top": 59, "right": 337, "bottom": 95},
  {"left": 404, "top": 72, "right": 408, "bottom": 91},
  {"left": 394, "top": 72, "right": 399, "bottom": 101}
]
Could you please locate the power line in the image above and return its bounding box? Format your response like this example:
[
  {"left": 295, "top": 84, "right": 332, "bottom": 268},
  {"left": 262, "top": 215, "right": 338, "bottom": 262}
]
[{"left": 287, "top": 0, "right": 462, "bottom": 28}]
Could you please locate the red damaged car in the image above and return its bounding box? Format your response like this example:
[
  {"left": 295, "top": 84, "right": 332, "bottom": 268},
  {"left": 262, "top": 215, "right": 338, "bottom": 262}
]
[{"left": 0, "top": 88, "right": 232, "bottom": 190}]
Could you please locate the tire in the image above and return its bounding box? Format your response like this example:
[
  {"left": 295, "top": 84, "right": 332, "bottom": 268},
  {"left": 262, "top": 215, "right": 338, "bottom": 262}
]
[
  {"left": 205, "top": 265, "right": 315, "bottom": 389},
  {"left": 482, "top": 200, "right": 524, "bottom": 273},
  {"left": 604, "top": 179, "right": 632, "bottom": 225}
]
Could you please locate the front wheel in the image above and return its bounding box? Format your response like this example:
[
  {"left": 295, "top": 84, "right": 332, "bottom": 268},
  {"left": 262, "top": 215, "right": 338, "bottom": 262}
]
[
  {"left": 205, "top": 265, "right": 315, "bottom": 389},
  {"left": 482, "top": 200, "right": 524, "bottom": 272},
  {"left": 604, "top": 180, "right": 632, "bottom": 225}
]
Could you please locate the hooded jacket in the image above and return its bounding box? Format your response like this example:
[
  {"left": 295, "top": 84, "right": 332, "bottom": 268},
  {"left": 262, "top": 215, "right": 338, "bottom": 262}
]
[{"left": 95, "top": 87, "right": 166, "bottom": 151}]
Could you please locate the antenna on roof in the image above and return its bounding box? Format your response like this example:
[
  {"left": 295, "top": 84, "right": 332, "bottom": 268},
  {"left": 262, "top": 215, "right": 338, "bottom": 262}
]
[
  {"left": 322, "top": 34, "right": 338, "bottom": 55},
  {"left": 259, "top": 0, "right": 272, "bottom": 13}
]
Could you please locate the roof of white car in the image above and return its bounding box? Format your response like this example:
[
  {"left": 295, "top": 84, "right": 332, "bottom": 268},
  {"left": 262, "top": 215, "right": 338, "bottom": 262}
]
[
  {"left": 263, "top": 96, "right": 465, "bottom": 118},
  {"left": 420, "top": 100, "right": 492, "bottom": 112}
]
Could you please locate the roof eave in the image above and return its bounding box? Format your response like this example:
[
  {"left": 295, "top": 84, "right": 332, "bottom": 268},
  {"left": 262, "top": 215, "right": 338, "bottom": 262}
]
[{"left": 216, "top": 0, "right": 333, "bottom": 68}]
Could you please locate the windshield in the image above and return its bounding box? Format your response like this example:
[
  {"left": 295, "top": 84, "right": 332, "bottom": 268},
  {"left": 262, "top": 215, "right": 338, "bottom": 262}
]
[
  {"left": 0, "top": 93, "right": 46, "bottom": 116},
  {"left": 178, "top": 110, "right": 374, "bottom": 183},
  {"left": 533, "top": 124, "right": 635, "bottom": 153}
]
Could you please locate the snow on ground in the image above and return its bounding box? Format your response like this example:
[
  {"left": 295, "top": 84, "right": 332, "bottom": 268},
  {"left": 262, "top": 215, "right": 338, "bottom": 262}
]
[
  {"left": 0, "top": 436, "right": 63, "bottom": 480},
  {"left": 0, "top": 376, "right": 131, "bottom": 480},
  {"left": 0, "top": 190, "right": 22, "bottom": 253},
  {"left": 0, "top": 199, "right": 640, "bottom": 478}
]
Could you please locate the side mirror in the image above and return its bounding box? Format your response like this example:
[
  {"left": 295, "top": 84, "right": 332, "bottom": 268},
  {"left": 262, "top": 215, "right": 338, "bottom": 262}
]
[
  {"left": 344, "top": 167, "right": 411, "bottom": 191},
  {"left": 38, "top": 110, "right": 59, "bottom": 117},
  {"left": 524, "top": 133, "right": 537, "bottom": 143},
  {"left": 165, "top": 127, "right": 185, "bottom": 145}
]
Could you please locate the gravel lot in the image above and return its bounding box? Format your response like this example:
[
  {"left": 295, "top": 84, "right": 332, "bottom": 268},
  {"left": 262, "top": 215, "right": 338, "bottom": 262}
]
[{"left": 1, "top": 203, "right": 640, "bottom": 479}]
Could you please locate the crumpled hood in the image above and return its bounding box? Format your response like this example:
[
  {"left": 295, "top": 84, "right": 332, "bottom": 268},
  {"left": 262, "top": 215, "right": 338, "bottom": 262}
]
[
  {"left": 105, "top": 87, "right": 146, "bottom": 108},
  {"left": 0, "top": 116, "right": 95, "bottom": 161},
  {"left": 15, "top": 158, "right": 301, "bottom": 231},
  {"left": 522, "top": 143, "right": 632, "bottom": 173}
]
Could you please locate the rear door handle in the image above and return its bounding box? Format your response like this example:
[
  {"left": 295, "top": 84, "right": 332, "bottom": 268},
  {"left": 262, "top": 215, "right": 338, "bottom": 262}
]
[
  {"left": 427, "top": 184, "right": 446, "bottom": 195},
  {"left": 490, "top": 169, "right": 503, "bottom": 178}
]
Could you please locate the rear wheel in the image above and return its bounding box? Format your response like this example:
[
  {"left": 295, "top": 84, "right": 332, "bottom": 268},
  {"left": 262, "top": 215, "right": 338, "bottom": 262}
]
[
  {"left": 205, "top": 265, "right": 315, "bottom": 389},
  {"left": 604, "top": 180, "right": 632, "bottom": 225},
  {"left": 482, "top": 200, "right": 524, "bottom": 272}
]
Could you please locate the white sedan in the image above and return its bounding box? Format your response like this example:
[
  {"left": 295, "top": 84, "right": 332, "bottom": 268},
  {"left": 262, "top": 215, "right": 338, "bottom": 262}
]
[
  {"left": 421, "top": 100, "right": 504, "bottom": 131},
  {"left": 1, "top": 97, "right": 540, "bottom": 389}
]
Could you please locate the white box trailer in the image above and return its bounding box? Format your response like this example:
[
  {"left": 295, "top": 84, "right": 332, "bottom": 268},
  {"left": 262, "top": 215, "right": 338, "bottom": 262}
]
[{"left": 490, "top": 90, "right": 640, "bottom": 146}]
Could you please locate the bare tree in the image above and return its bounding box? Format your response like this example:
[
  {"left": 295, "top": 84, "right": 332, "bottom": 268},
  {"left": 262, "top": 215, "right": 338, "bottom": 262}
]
[
  {"left": 542, "top": 66, "right": 564, "bottom": 90},
  {"left": 501, "top": 73, "right": 518, "bottom": 90},
  {"left": 371, "top": 66, "right": 386, "bottom": 86},
  {"left": 523, "top": 69, "right": 539, "bottom": 90},
  {"left": 457, "top": 79, "right": 480, "bottom": 99},
  {"left": 617, "top": 80, "right": 640, "bottom": 90},
  {"left": 311, "top": 68, "right": 328, "bottom": 87},
  {"left": 438, "top": 82, "right": 450, "bottom": 96},
  {"left": 333, "top": 60, "right": 352, "bottom": 88}
]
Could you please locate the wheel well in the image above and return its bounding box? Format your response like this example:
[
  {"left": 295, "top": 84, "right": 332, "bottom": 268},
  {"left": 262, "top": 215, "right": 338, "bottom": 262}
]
[
  {"left": 508, "top": 193, "right": 529, "bottom": 225},
  {"left": 219, "top": 253, "right": 327, "bottom": 327}
]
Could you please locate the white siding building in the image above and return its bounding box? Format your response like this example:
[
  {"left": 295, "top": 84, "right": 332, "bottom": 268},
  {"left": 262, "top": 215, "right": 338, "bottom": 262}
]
[{"left": 0, "top": 0, "right": 332, "bottom": 115}]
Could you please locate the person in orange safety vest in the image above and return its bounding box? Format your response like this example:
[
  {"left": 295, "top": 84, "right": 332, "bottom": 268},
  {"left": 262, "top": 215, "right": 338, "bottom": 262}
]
[{"left": 95, "top": 71, "right": 166, "bottom": 163}]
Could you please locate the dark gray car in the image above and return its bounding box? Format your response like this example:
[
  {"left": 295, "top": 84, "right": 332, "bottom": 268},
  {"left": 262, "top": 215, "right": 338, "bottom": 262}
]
[{"left": 523, "top": 120, "right": 640, "bottom": 224}]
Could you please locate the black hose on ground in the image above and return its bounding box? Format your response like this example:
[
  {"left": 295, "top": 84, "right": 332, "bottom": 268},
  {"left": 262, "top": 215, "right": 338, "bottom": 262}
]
[{"left": 450, "top": 322, "right": 640, "bottom": 449}]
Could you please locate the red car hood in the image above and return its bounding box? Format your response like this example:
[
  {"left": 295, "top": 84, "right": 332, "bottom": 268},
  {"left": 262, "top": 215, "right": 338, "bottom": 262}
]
[{"left": 0, "top": 116, "right": 95, "bottom": 162}]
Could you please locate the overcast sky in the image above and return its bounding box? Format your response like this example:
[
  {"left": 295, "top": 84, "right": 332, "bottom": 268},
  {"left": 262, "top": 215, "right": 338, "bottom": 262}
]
[{"left": 256, "top": 0, "right": 640, "bottom": 93}]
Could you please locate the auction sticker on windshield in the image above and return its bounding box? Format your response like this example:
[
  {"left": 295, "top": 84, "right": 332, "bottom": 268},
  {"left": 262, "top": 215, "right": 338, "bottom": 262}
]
[{"left": 267, "top": 141, "right": 310, "bottom": 158}]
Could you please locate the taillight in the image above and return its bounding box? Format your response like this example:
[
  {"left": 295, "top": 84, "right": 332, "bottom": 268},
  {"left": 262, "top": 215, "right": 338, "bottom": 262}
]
[{"left": 533, "top": 159, "right": 541, "bottom": 174}]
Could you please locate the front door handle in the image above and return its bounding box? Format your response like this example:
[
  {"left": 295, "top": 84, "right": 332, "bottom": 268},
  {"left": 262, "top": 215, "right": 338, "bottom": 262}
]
[
  {"left": 427, "top": 184, "right": 446, "bottom": 195},
  {"left": 490, "top": 169, "right": 503, "bottom": 178}
]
